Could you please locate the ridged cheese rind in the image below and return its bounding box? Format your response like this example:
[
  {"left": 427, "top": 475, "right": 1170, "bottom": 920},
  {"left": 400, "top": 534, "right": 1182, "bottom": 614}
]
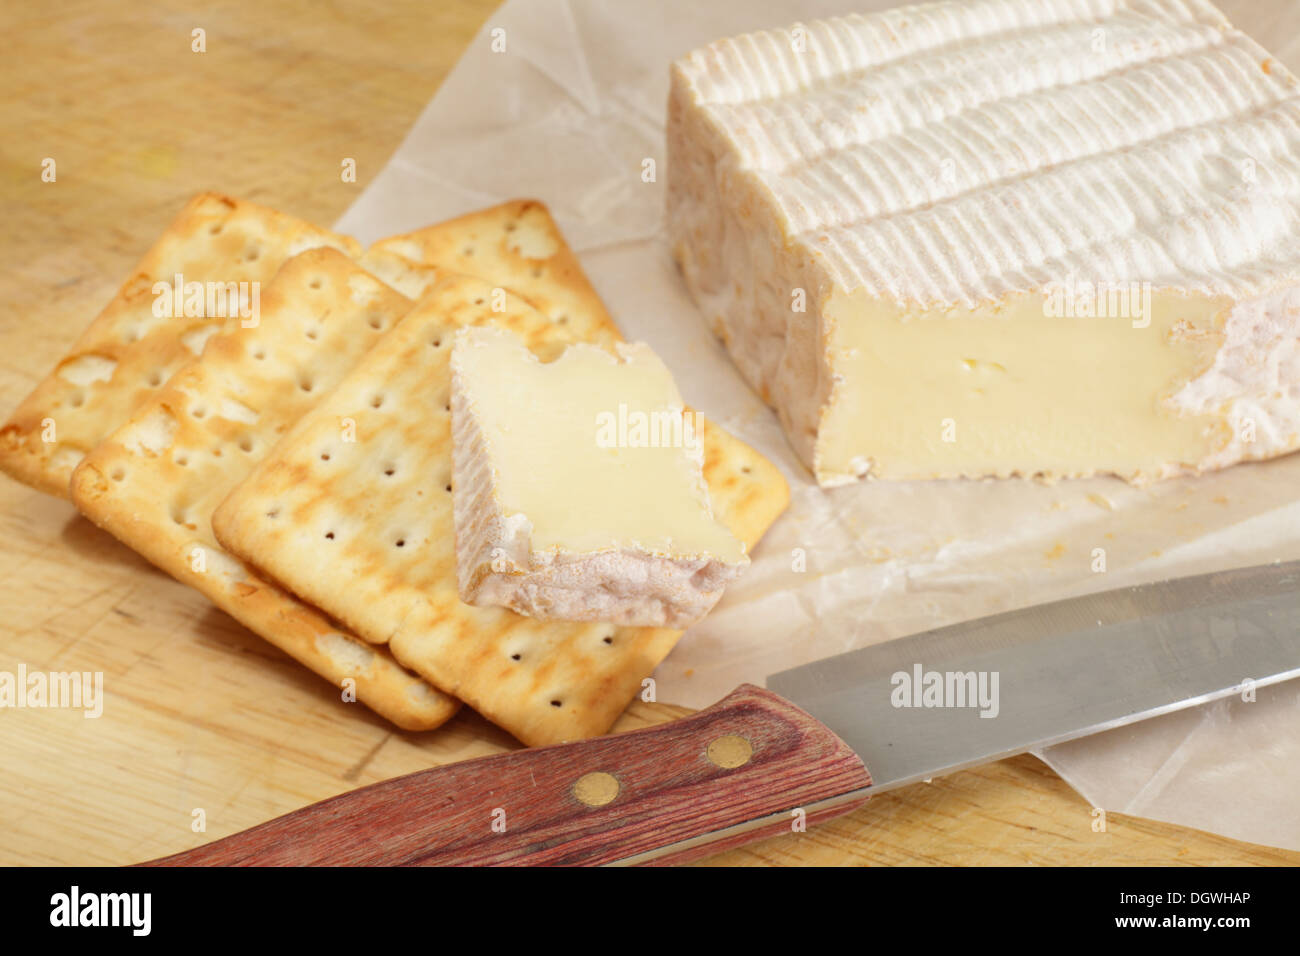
[{"left": 668, "top": 0, "right": 1300, "bottom": 485}]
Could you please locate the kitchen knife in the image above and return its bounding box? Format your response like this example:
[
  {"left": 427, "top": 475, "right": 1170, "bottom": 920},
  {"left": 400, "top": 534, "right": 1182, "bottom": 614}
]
[{"left": 148, "top": 558, "right": 1300, "bottom": 866}]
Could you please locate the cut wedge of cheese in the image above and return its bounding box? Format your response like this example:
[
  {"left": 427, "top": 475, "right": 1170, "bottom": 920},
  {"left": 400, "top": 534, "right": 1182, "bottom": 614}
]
[
  {"left": 667, "top": 0, "right": 1300, "bottom": 486},
  {"left": 450, "top": 325, "right": 748, "bottom": 628}
]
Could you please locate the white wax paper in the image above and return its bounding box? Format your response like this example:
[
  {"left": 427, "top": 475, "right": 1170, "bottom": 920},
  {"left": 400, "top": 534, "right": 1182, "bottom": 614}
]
[{"left": 336, "top": 0, "right": 1300, "bottom": 851}]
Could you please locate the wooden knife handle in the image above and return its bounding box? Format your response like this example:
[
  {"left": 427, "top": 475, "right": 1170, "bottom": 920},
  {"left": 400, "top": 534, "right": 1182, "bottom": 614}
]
[{"left": 145, "top": 684, "right": 871, "bottom": 866}]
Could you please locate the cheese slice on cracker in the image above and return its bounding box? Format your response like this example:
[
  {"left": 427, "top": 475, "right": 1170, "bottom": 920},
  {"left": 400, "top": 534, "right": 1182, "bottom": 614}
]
[
  {"left": 450, "top": 325, "right": 748, "bottom": 628},
  {"left": 70, "top": 248, "right": 457, "bottom": 731},
  {"left": 212, "top": 273, "right": 789, "bottom": 746},
  {"left": 0, "top": 193, "right": 359, "bottom": 497}
]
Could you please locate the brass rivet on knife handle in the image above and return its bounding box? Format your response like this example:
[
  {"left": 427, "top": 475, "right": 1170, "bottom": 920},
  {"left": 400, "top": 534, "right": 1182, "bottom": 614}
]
[
  {"left": 572, "top": 772, "right": 620, "bottom": 807},
  {"left": 706, "top": 734, "right": 753, "bottom": 769}
]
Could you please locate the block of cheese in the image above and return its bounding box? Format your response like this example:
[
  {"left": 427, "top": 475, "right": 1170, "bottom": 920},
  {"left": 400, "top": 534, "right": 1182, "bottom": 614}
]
[
  {"left": 450, "top": 325, "right": 748, "bottom": 628},
  {"left": 668, "top": 0, "right": 1300, "bottom": 486}
]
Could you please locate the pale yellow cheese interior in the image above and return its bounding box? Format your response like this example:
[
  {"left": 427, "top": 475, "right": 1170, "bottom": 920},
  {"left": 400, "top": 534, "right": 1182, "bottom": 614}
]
[
  {"left": 818, "top": 290, "right": 1235, "bottom": 483},
  {"left": 456, "top": 328, "right": 745, "bottom": 561}
]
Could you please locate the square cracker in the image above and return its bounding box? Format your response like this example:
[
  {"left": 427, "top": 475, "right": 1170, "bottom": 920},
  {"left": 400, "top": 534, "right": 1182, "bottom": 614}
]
[
  {"left": 365, "top": 199, "right": 621, "bottom": 349},
  {"left": 69, "top": 248, "right": 457, "bottom": 731},
  {"left": 0, "top": 193, "right": 360, "bottom": 497},
  {"left": 213, "top": 273, "right": 790, "bottom": 746}
]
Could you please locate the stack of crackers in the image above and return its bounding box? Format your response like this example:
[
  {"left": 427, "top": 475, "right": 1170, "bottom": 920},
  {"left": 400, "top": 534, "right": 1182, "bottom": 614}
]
[{"left": 0, "top": 194, "right": 788, "bottom": 746}]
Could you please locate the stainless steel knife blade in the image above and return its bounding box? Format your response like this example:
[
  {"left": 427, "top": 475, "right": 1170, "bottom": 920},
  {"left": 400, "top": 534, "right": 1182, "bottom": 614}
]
[{"left": 767, "top": 558, "right": 1300, "bottom": 794}]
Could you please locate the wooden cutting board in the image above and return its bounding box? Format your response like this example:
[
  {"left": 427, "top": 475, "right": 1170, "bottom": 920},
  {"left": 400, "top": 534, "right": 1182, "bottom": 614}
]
[{"left": 1, "top": 0, "right": 1296, "bottom": 867}]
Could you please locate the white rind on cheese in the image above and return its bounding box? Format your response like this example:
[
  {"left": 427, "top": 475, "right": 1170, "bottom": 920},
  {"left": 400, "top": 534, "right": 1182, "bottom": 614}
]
[
  {"left": 668, "top": 0, "right": 1300, "bottom": 485},
  {"left": 450, "top": 326, "right": 748, "bottom": 628}
]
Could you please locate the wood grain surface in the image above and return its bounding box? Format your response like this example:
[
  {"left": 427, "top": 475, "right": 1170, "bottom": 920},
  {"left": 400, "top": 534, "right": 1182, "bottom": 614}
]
[{"left": 1, "top": 0, "right": 1298, "bottom": 867}]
